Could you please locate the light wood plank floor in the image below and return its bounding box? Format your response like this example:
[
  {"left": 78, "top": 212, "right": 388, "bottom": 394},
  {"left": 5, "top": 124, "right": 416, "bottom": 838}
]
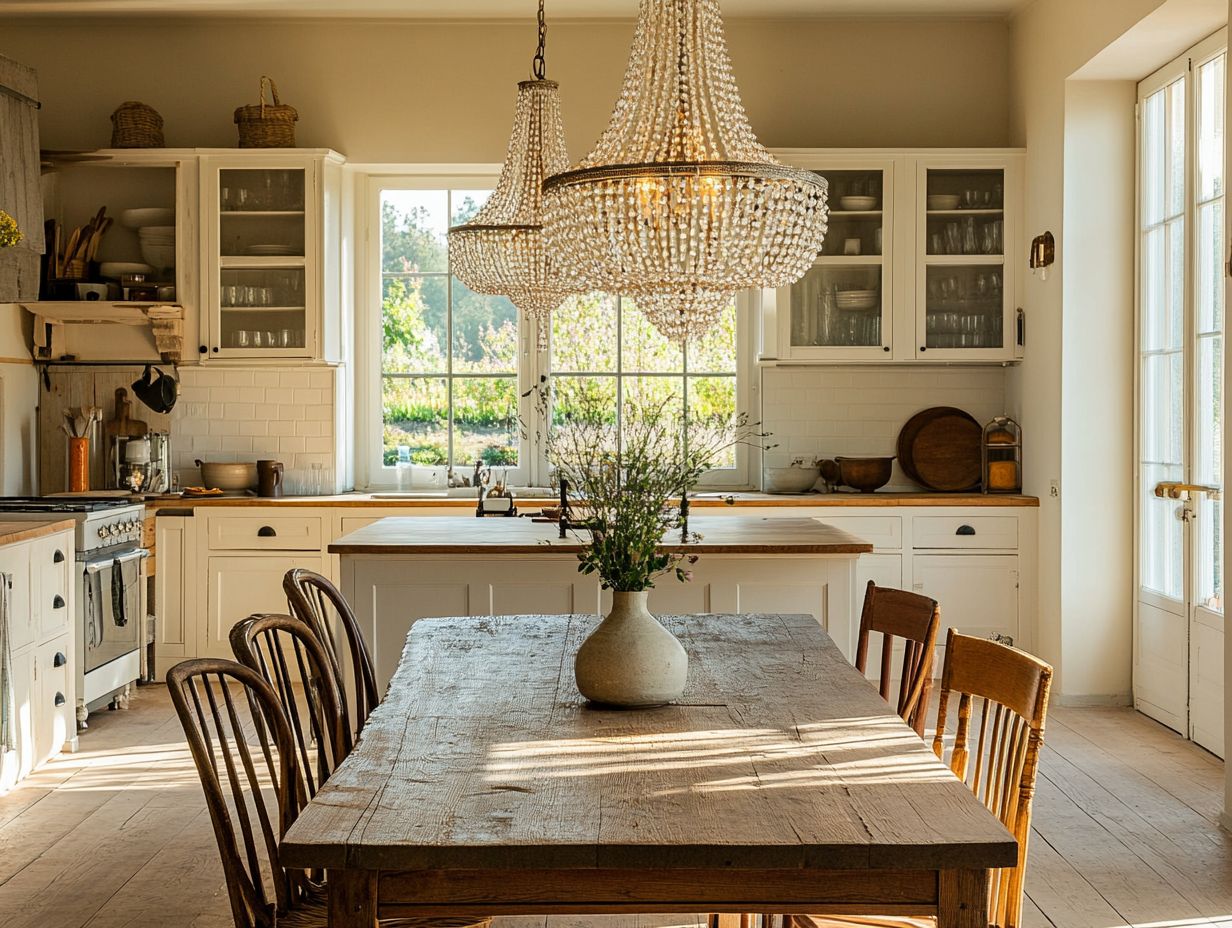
[{"left": 0, "top": 684, "right": 1229, "bottom": 928}]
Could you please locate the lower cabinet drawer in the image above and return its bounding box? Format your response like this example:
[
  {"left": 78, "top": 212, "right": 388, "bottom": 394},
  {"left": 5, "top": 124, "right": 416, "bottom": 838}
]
[
  {"left": 913, "top": 516, "right": 1018, "bottom": 549},
  {"left": 35, "top": 536, "right": 71, "bottom": 639},
  {"left": 207, "top": 516, "right": 323, "bottom": 551},
  {"left": 35, "top": 636, "right": 73, "bottom": 766}
]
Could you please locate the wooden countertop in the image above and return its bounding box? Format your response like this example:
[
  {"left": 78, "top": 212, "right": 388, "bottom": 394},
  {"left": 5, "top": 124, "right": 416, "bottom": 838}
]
[
  {"left": 328, "top": 515, "right": 874, "bottom": 555},
  {"left": 150, "top": 491, "right": 1039, "bottom": 510},
  {"left": 0, "top": 519, "right": 76, "bottom": 547}
]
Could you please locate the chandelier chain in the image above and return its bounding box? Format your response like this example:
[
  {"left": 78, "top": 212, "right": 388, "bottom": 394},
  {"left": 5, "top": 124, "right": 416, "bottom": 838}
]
[{"left": 533, "top": 0, "right": 547, "bottom": 80}]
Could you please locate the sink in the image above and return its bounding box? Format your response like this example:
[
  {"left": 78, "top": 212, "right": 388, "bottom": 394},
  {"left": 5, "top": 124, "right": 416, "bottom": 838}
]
[{"left": 371, "top": 486, "right": 557, "bottom": 500}]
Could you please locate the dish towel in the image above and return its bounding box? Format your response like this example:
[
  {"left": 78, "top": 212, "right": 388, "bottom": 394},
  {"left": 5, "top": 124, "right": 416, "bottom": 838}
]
[{"left": 0, "top": 574, "right": 13, "bottom": 753}]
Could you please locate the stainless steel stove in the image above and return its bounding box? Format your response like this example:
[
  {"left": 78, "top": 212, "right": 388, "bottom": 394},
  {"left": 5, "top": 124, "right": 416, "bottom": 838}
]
[{"left": 0, "top": 497, "right": 147, "bottom": 727}]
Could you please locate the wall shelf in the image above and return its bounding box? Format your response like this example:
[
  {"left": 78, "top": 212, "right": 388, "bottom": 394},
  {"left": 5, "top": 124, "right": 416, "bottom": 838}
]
[{"left": 21, "top": 301, "right": 184, "bottom": 363}]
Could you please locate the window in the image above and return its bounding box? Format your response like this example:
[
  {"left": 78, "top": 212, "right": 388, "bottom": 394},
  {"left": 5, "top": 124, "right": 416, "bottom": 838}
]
[
  {"left": 378, "top": 186, "right": 523, "bottom": 474},
  {"left": 362, "top": 176, "right": 749, "bottom": 489}
]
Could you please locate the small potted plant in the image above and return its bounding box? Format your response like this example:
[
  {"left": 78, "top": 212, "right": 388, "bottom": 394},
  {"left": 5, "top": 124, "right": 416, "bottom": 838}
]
[{"left": 537, "top": 383, "right": 769, "bottom": 707}]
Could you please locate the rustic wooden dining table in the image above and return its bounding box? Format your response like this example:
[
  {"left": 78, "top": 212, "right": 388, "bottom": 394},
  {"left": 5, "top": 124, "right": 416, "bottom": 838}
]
[{"left": 280, "top": 612, "right": 1018, "bottom": 928}]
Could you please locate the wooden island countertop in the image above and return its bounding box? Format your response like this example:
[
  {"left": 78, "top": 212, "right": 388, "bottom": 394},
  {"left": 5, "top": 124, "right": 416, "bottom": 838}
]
[
  {"left": 328, "top": 515, "right": 874, "bottom": 556},
  {"left": 0, "top": 518, "right": 76, "bottom": 547}
]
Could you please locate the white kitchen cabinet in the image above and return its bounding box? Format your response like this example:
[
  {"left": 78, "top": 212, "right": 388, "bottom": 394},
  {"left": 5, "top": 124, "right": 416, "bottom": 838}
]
[
  {"left": 203, "top": 553, "right": 329, "bottom": 659},
  {"left": 0, "top": 528, "right": 78, "bottom": 795},
  {"left": 198, "top": 150, "right": 344, "bottom": 363},
  {"left": 763, "top": 148, "right": 1024, "bottom": 364},
  {"left": 912, "top": 554, "right": 1020, "bottom": 667}
]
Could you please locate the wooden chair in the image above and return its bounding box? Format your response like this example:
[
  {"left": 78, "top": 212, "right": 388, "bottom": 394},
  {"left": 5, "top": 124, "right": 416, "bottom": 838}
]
[
  {"left": 168, "top": 657, "right": 492, "bottom": 928},
  {"left": 781, "top": 629, "right": 1054, "bottom": 928},
  {"left": 229, "top": 613, "right": 351, "bottom": 793},
  {"left": 853, "top": 580, "right": 941, "bottom": 737},
  {"left": 283, "top": 568, "right": 380, "bottom": 744}
]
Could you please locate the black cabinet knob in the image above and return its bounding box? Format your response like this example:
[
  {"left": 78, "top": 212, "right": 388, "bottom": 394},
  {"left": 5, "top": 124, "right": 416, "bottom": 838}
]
[
  {"left": 199, "top": 345, "right": 208, "bottom": 354},
  {"left": 956, "top": 524, "right": 976, "bottom": 536},
  {"left": 883, "top": 345, "right": 891, "bottom": 352},
  {"left": 54, "top": 692, "right": 65, "bottom": 707},
  {"left": 53, "top": 594, "right": 65, "bottom": 609},
  {"left": 257, "top": 526, "right": 277, "bottom": 537},
  {"left": 212, "top": 346, "right": 220, "bottom": 353},
  {"left": 53, "top": 549, "right": 65, "bottom": 563},
  {"left": 53, "top": 651, "right": 66, "bottom": 667},
  {"left": 920, "top": 346, "right": 927, "bottom": 352}
]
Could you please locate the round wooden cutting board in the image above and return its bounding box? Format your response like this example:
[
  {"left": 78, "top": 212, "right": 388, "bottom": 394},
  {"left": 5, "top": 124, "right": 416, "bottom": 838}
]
[{"left": 897, "top": 407, "right": 982, "bottom": 492}]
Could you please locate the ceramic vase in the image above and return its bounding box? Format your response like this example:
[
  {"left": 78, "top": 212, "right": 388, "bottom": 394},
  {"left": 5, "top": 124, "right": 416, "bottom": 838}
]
[{"left": 574, "top": 590, "right": 688, "bottom": 707}]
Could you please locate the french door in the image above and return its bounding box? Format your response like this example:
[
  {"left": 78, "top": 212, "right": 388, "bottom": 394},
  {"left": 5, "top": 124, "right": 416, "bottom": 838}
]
[{"left": 1135, "top": 32, "right": 1226, "bottom": 757}]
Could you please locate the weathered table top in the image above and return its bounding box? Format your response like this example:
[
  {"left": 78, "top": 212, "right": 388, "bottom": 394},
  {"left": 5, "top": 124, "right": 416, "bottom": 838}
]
[
  {"left": 328, "top": 516, "right": 874, "bottom": 555},
  {"left": 281, "top": 612, "right": 1015, "bottom": 874}
]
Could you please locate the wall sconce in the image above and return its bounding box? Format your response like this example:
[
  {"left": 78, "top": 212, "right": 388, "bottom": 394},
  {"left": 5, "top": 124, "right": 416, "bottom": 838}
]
[{"left": 1029, "top": 231, "right": 1055, "bottom": 281}]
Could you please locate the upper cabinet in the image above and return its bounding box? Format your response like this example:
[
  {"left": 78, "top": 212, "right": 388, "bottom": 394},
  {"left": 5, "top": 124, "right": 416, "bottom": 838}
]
[
  {"left": 199, "top": 151, "right": 344, "bottom": 363},
  {"left": 762, "top": 149, "right": 1024, "bottom": 364}
]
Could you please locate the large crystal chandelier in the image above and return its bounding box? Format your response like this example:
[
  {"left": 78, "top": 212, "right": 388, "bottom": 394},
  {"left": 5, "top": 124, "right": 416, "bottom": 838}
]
[
  {"left": 448, "top": 0, "right": 573, "bottom": 348},
  {"left": 542, "top": 0, "right": 829, "bottom": 341}
]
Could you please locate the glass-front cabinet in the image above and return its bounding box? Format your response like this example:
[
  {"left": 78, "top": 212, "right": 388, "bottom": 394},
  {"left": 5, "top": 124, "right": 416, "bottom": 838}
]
[
  {"left": 915, "top": 157, "right": 1019, "bottom": 361},
  {"left": 780, "top": 160, "right": 896, "bottom": 360},
  {"left": 200, "top": 151, "right": 343, "bottom": 361},
  {"left": 764, "top": 150, "right": 1022, "bottom": 363}
]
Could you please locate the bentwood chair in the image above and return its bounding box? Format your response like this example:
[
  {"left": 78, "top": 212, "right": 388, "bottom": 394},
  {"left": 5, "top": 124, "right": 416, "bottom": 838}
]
[
  {"left": 168, "top": 658, "right": 492, "bottom": 928},
  {"left": 230, "top": 613, "right": 352, "bottom": 793},
  {"left": 781, "top": 630, "right": 1054, "bottom": 928},
  {"left": 283, "top": 568, "right": 380, "bottom": 743},
  {"left": 854, "top": 581, "right": 941, "bottom": 737}
]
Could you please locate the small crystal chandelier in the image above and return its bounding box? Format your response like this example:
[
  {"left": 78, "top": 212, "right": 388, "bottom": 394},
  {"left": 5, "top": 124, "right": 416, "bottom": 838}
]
[
  {"left": 542, "top": 0, "right": 829, "bottom": 341},
  {"left": 448, "top": 0, "right": 573, "bottom": 348}
]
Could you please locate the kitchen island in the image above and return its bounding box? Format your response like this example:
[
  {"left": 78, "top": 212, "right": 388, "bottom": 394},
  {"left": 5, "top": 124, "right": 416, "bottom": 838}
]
[{"left": 330, "top": 515, "right": 872, "bottom": 688}]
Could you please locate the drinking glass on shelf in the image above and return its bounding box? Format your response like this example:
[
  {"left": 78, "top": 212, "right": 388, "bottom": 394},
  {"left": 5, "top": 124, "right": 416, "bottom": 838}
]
[
  {"left": 962, "top": 189, "right": 979, "bottom": 210},
  {"left": 235, "top": 330, "right": 251, "bottom": 349},
  {"left": 221, "top": 187, "right": 232, "bottom": 210},
  {"left": 981, "top": 224, "right": 996, "bottom": 254},
  {"left": 944, "top": 222, "right": 961, "bottom": 255},
  {"left": 251, "top": 331, "right": 264, "bottom": 348},
  {"left": 930, "top": 232, "right": 943, "bottom": 255},
  {"left": 265, "top": 331, "right": 278, "bottom": 348},
  {"left": 962, "top": 217, "right": 977, "bottom": 255},
  {"left": 234, "top": 188, "right": 250, "bottom": 211},
  {"left": 279, "top": 329, "right": 293, "bottom": 348}
]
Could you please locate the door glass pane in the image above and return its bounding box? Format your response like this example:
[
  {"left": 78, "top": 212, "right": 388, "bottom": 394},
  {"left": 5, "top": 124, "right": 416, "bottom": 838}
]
[
  {"left": 790, "top": 264, "right": 883, "bottom": 347},
  {"left": 924, "top": 266, "right": 1004, "bottom": 349},
  {"left": 1139, "top": 78, "right": 1187, "bottom": 603},
  {"left": 1194, "top": 52, "right": 1226, "bottom": 614},
  {"left": 816, "top": 169, "right": 885, "bottom": 256},
  {"left": 219, "top": 267, "right": 306, "bottom": 351}
]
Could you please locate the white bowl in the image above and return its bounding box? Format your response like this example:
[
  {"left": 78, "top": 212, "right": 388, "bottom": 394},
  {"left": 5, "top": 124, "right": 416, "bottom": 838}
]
[
  {"left": 140, "top": 243, "right": 176, "bottom": 268},
  {"left": 839, "top": 195, "right": 878, "bottom": 211},
  {"left": 927, "top": 194, "right": 960, "bottom": 211},
  {"left": 99, "top": 261, "right": 154, "bottom": 279},
  {"left": 764, "top": 465, "right": 821, "bottom": 494},
  {"left": 138, "top": 225, "right": 175, "bottom": 238},
  {"left": 120, "top": 208, "right": 175, "bottom": 229}
]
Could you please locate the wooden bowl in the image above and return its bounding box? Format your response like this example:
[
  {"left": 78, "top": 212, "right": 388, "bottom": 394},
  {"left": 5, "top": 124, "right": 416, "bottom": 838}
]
[{"left": 835, "top": 456, "right": 894, "bottom": 493}]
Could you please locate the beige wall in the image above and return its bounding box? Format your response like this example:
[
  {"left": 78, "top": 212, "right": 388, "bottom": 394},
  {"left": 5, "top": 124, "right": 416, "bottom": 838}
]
[
  {"left": 1007, "top": 0, "right": 1223, "bottom": 703},
  {"left": 1, "top": 17, "right": 1010, "bottom": 159}
]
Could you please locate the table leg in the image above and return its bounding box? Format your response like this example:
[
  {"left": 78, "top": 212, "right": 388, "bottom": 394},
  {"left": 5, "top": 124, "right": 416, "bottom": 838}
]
[
  {"left": 328, "top": 868, "right": 377, "bottom": 928},
  {"left": 937, "top": 868, "right": 990, "bottom": 928}
]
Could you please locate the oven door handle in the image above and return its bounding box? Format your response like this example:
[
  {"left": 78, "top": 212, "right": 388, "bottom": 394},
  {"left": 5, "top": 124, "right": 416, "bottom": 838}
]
[{"left": 83, "top": 549, "right": 148, "bottom": 575}]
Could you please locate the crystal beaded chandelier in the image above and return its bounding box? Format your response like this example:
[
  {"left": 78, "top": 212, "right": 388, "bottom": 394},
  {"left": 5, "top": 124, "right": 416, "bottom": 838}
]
[
  {"left": 542, "top": 0, "right": 829, "bottom": 341},
  {"left": 448, "top": 0, "right": 573, "bottom": 348}
]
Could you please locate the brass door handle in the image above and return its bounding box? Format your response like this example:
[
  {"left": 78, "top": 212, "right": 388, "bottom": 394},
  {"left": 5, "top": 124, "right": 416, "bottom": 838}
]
[{"left": 1154, "top": 482, "right": 1222, "bottom": 500}]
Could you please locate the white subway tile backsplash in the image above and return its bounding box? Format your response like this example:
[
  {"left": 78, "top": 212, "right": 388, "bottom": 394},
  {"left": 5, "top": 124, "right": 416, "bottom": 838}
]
[
  {"left": 172, "top": 366, "right": 340, "bottom": 489},
  {"left": 760, "top": 365, "right": 1007, "bottom": 489}
]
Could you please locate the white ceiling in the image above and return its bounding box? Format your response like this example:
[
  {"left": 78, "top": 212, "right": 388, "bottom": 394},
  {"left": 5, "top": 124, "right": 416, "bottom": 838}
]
[{"left": 0, "top": 0, "right": 1026, "bottom": 18}]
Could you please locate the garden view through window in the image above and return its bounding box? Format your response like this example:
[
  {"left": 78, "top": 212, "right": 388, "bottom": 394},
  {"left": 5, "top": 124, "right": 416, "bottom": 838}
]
[{"left": 379, "top": 187, "right": 740, "bottom": 479}]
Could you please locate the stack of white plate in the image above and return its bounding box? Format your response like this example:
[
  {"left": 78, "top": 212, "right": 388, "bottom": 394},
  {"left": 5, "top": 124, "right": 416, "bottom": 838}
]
[
  {"left": 138, "top": 225, "right": 176, "bottom": 269},
  {"left": 835, "top": 289, "right": 878, "bottom": 311},
  {"left": 247, "top": 244, "right": 298, "bottom": 257}
]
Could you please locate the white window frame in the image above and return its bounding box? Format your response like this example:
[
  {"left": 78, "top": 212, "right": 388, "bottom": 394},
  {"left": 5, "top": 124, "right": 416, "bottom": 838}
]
[{"left": 355, "top": 167, "right": 756, "bottom": 491}]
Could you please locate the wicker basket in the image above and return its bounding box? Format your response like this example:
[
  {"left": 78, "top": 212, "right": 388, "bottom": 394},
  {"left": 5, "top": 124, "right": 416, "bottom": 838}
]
[
  {"left": 234, "top": 76, "right": 298, "bottom": 148},
  {"left": 110, "top": 102, "right": 164, "bottom": 148}
]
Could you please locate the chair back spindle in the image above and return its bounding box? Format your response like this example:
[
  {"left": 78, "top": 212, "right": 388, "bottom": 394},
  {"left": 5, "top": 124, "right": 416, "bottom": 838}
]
[
  {"left": 932, "top": 629, "right": 1053, "bottom": 928},
  {"left": 284, "top": 568, "right": 379, "bottom": 743},
  {"left": 853, "top": 581, "right": 941, "bottom": 736}
]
